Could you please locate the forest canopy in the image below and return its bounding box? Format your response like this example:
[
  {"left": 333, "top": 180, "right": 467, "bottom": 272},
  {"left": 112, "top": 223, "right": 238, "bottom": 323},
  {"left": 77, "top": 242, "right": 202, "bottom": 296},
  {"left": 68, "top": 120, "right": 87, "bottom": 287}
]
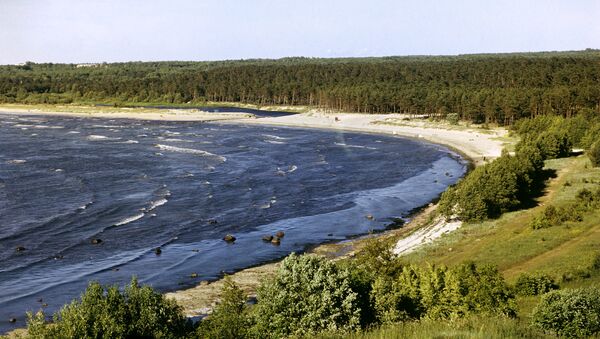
[{"left": 1, "top": 50, "right": 599, "bottom": 124}]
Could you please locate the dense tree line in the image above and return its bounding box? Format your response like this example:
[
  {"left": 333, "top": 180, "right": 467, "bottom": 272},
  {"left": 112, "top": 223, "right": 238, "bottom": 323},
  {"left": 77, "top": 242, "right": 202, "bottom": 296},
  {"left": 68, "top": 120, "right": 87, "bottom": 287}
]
[{"left": 1, "top": 50, "right": 600, "bottom": 124}]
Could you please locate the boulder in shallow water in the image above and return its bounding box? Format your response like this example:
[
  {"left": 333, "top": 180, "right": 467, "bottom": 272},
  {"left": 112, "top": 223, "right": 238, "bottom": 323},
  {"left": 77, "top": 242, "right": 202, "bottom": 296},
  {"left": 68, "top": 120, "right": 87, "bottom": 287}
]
[
  {"left": 271, "top": 237, "right": 281, "bottom": 245},
  {"left": 90, "top": 238, "right": 103, "bottom": 244},
  {"left": 262, "top": 235, "right": 273, "bottom": 242},
  {"left": 223, "top": 234, "right": 236, "bottom": 243},
  {"left": 154, "top": 247, "right": 162, "bottom": 255},
  {"left": 275, "top": 231, "right": 285, "bottom": 238},
  {"left": 15, "top": 246, "right": 26, "bottom": 252},
  {"left": 9, "top": 318, "right": 16, "bottom": 323},
  {"left": 190, "top": 273, "right": 198, "bottom": 278},
  {"left": 366, "top": 214, "right": 375, "bottom": 220},
  {"left": 207, "top": 219, "right": 218, "bottom": 225}
]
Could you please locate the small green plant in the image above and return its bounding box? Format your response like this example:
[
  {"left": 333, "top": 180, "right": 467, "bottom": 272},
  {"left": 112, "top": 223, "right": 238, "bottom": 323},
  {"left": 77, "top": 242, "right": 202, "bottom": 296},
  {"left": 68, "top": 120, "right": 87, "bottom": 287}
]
[
  {"left": 589, "top": 141, "right": 600, "bottom": 167},
  {"left": 196, "top": 277, "right": 252, "bottom": 339},
  {"left": 253, "top": 253, "right": 361, "bottom": 338},
  {"left": 446, "top": 113, "right": 460, "bottom": 125},
  {"left": 26, "top": 277, "right": 190, "bottom": 338},
  {"left": 532, "top": 287, "right": 600, "bottom": 338},
  {"left": 514, "top": 273, "right": 558, "bottom": 296}
]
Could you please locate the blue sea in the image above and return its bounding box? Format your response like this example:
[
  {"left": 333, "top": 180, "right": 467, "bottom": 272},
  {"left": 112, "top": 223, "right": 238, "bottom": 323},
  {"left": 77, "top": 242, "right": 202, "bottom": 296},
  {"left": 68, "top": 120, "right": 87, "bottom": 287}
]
[{"left": 0, "top": 112, "right": 466, "bottom": 331}]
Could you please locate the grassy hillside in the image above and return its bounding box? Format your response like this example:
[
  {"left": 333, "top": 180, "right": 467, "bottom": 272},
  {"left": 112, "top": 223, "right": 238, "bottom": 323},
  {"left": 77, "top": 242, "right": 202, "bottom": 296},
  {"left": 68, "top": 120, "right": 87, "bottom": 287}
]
[{"left": 351, "top": 154, "right": 600, "bottom": 338}]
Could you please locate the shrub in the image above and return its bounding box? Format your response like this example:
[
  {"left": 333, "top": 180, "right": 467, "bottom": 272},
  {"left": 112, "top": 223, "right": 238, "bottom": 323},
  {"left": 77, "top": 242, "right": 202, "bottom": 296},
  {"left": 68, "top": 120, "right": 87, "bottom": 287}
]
[
  {"left": 370, "top": 262, "right": 515, "bottom": 323},
  {"left": 532, "top": 130, "right": 572, "bottom": 159},
  {"left": 514, "top": 273, "right": 558, "bottom": 296},
  {"left": 196, "top": 277, "right": 251, "bottom": 339},
  {"left": 532, "top": 287, "right": 600, "bottom": 337},
  {"left": 27, "top": 277, "right": 190, "bottom": 338},
  {"left": 589, "top": 141, "right": 600, "bottom": 167},
  {"left": 253, "top": 253, "right": 361, "bottom": 337},
  {"left": 446, "top": 113, "right": 459, "bottom": 125}
]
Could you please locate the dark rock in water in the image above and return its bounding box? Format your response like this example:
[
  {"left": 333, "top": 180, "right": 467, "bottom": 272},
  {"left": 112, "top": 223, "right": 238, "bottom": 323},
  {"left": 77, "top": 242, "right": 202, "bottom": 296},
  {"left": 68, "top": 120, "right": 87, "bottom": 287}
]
[
  {"left": 262, "top": 235, "right": 273, "bottom": 242},
  {"left": 15, "top": 246, "right": 26, "bottom": 252},
  {"left": 275, "top": 231, "right": 285, "bottom": 238},
  {"left": 445, "top": 172, "right": 450, "bottom": 176},
  {"left": 366, "top": 214, "right": 375, "bottom": 220},
  {"left": 154, "top": 247, "right": 162, "bottom": 255},
  {"left": 327, "top": 233, "right": 333, "bottom": 236},
  {"left": 271, "top": 237, "right": 281, "bottom": 245},
  {"left": 223, "top": 234, "right": 236, "bottom": 243},
  {"left": 387, "top": 218, "right": 405, "bottom": 229},
  {"left": 207, "top": 219, "right": 218, "bottom": 225},
  {"left": 112, "top": 268, "right": 120, "bottom": 271},
  {"left": 41, "top": 303, "right": 48, "bottom": 307},
  {"left": 190, "top": 273, "right": 198, "bottom": 278},
  {"left": 8, "top": 317, "right": 16, "bottom": 323},
  {"left": 37, "top": 298, "right": 43, "bottom": 303},
  {"left": 53, "top": 255, "right": 64, "bottom": 260},
  {"left": 91, "top": 238, "right": 102, "bottom": 244}
]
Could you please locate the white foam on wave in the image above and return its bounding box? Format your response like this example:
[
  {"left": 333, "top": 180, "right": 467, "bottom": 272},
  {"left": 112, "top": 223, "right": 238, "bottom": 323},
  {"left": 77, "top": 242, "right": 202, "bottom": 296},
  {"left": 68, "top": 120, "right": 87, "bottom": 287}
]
[
  {"left": 334, "top": 142, "right": 377, "bottom": 150},
  {"left": 6, "top": 159, "right": 27, "bottom": 164},
  {"left": 87, "top": 135, "right": 108, "bottom": 140},
  {"left": 266, "top": 140, "right": 286, "bottom": 145},
  {"left": 163, "top": 138, "right": 191, "bottom": 142},
  {"left": 118, "top": 140, "right": 139, "bottom": 144},
  {"left": 155, "top": 144, "right": 226, "bottom": 162},
  {"left": 263, "top": 134, "right": 288, "bottom": 140},
  {"left": 67, "top": 131, "right": 80, "bottom": 134},
  {"left": 114, "top": 213, "right": 145, "bottom": 226},
  {"left": 147, "top": 198, "right": 168, "bottom": 211}
]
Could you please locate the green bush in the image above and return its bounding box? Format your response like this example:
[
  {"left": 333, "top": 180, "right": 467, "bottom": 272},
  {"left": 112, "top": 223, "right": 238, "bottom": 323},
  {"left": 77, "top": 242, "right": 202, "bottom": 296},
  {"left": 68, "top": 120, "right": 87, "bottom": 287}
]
[
  {"left": 370, "top": 262, "right": 515, "bottom": 323},
  {"left": 446, "top": 113, "right": 459, "bottom": 125},
  {"left": 532, "top": 287, "right": 600, "bottom": 338},
  {"left": 514, "top": 273, "right": 558, "bottom": 296},
  {"left": 196, "top": 277, "right": 251, "bottom": 339},
  {"left": 589, "top": 141, "right": 600, "bottom": 167},
  {"left": 253, "top": 253, "right": 361, "bottom": 337},
  {"left": 27, "top": 277, "right": 190, "bottom": 338},
  {"left": 439, "top": 151, "right": 539, "bottom": 221}
]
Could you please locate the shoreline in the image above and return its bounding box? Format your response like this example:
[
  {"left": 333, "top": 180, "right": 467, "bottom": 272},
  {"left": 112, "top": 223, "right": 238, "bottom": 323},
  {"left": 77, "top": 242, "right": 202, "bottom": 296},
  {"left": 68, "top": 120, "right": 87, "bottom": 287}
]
[{"left": 0, "top": 105, "right": 507, "bottom": 320}]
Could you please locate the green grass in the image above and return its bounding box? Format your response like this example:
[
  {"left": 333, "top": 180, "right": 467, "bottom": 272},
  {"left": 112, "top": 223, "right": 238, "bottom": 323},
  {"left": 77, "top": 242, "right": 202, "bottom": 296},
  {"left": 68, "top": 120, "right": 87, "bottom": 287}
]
[
  {"left": 320, "top": 316, "right": 549, "bottom": 339},
  {"left": 401, "top": 155, "right": 600, "bottom": 281}
]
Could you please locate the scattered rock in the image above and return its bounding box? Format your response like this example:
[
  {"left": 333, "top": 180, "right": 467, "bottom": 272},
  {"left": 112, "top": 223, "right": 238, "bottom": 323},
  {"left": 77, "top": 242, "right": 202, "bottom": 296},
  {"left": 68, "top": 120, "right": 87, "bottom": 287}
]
[
  {"left": 387, "top": 218, "right": 405, "bottom": 229},
  {"left": 192, "top": 249, "right": 200, "bottom": 252},
  {"left": 112, "top": 268, "right": 120, "bottom": 271},
  {"left": 91, "top": 238, "right": 102, "bottom": 244},
  {"left": 271, "top": 237, "right": 281, "bottom": 245},
  {"left": 445, "top": 172, "right": 450, "bottom": 176},
  {"left": 53, "top": 255, "right": 64, "bottom": 260},
  {"left": 42, "top": 303, "right": 48, "bottom": 307},
  {"left": 190, "top": 273, "right": 198, "bottom": 278},
  {"left": 366, "top": 214, "right": 375, "bottom": 220},
  {"left": 223, "top": 234, "right": 236, "bottom": 243},
  {"left": 327, "top": 233, "right": 333, "bottom": 236},
  {"left": 9, "top": 318, "right": 16, "bottom": 323},
  {"left": 37, "top": 298, "right": 43, "bottom": 303},
  {"left": 154, "top": 247, "right": 162, "bottom": 255},
  {"left": 262, "top": 235, "right": 274, "bottom": 242},
  {"left": 15, "top": 246, "right": 26, "bottom": 252},
  {"left": 207, "top": 219, "right": 218, "bottom": 225},
  {"left": 275, "top": 231, "right": 285, "bottom": 238}
]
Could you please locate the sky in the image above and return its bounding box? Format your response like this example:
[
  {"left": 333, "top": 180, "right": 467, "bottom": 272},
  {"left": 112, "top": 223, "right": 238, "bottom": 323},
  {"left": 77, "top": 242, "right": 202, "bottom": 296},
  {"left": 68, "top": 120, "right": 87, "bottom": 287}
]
[{"left": 1, "top": 0, "right": 599, "bottom": 64}]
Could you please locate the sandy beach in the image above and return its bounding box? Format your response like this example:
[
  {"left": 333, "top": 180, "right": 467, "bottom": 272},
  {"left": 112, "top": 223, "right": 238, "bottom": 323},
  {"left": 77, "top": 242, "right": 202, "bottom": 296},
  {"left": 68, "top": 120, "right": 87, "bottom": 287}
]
[{"left": 0, "top": 105, "right": 508, "bottom": 319}]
